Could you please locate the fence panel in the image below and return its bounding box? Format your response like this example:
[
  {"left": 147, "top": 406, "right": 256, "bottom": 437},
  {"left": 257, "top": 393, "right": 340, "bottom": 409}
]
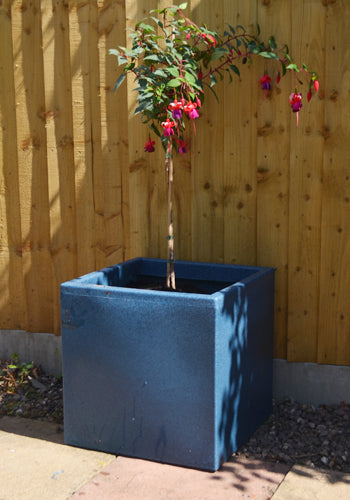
[{"left": 0, "top": 0, "right": 349, "bottom": 366}]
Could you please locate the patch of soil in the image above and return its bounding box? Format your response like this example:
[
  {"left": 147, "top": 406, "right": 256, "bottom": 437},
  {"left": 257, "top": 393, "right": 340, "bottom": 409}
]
[{"left": 0, "top": 358, "right": 63, "bottom": 424}]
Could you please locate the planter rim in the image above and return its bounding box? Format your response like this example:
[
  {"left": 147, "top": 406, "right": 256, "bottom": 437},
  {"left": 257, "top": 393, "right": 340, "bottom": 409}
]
[{"left": 61, "top": 257, "right": 274, "bottom": 300}]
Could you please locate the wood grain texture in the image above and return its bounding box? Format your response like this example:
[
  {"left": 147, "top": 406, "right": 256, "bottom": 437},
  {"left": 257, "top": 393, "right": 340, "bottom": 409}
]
[
  {"left": 256, "top": 0, "right": 291, "bottom": 359},
  {"left": 12, "top": 0, "right": 54, "bottom": 332},
  {"left": 0, "top": 0, "right": 349, "bottom": 366},
  {"left": 287, "top": 0, "right": 325, "bottom": 362},
  {"left": 317, "top": 0, "right": 350, "bottom": 365}
]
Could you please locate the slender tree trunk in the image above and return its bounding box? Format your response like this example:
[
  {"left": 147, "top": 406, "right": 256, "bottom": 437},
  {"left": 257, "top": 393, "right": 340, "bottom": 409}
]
[{"left": 166, "top": 139, "right": 176, "bottom": 290}]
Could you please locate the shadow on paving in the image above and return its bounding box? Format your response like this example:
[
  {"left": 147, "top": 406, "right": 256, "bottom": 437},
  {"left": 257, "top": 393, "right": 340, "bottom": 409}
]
[{"left": 0, "top": 416, "right": 64, "bottom": 445}]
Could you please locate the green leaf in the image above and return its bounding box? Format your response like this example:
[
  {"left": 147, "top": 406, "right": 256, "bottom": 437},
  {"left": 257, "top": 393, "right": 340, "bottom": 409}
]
[
  {"left": 211, "top": 47, "right": 228, "bottom": 60},
  {"left": 178, "top": 2, "right": 188, "bottom": 9},
  {"left": 207, "top": 83, "right": 219, "bottom": 102},
  {"left": 286, "top": 63, "right": 300, "bottom": 72},
  {"left": 150, "top": 122, "right": 161, "bottom": 137},
  {"left": 269, "top": 36, "right": 277, "bottom": 51},
  {"left": 229, "top": 24, "right": 235, "bottom": 35},
  {"left": 167, "top": 78, "right": 182, "bottom": 87},
  {"left": 153, "top": 69, "right": 167, "bottom": 77},
  {"left": 184, "top": 71, "right": 196, "bottom": 85},
  {"left": 144, "top": 54, "right": 162, "bottom": 62},
  {"left": 258, "top": 51, "right": 279, "bottom": 60},
  {"left": 109, "top": 48, "right": 120, "bottom": 57},
  {"left": 210, "top": 73, "right": 217, "bottom": 87},
  {"left": 118, "top": 55, "right": 128, "bottom": 65},
  {"left": 135, "top": 22, "right": 155, "bottom": 34},
  {"left": 230, "top": 64, "right": 240, "bottom": 77},
  {"left": 113, "top": 72, "right": 126, "bottom": 92},
  {"left": 167, "top": 66, "right": 180, "bottom": 78}
]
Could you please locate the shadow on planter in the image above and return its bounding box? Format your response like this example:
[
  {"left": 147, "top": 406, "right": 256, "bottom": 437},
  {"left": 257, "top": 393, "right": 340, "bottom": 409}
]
[{"left": 61, "top": 258, "right": 274, "bottom": 471}]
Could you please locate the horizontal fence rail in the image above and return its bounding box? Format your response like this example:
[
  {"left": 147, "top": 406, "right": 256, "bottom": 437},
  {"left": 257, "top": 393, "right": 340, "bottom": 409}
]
[{"left": 0, "top": 0, "right": 349, "bottom": 365}]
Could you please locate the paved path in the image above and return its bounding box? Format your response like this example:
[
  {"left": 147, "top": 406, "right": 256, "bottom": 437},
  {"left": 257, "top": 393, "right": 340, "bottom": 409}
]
[{"left": 0, "top": 416, "right": 349, "bottom": 500}]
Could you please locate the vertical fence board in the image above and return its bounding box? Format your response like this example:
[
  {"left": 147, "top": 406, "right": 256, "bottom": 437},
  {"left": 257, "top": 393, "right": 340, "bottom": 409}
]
[
  {"left": 223, "top": 0, "right": 258, "bottom": 267},
  {"left": 0, "top": 1, "right": 26, "bottom": 329},
  {"left": 69, "top": 0, "right": 96, "bottom": 276},
  {"left": 97, "top": 0, "right": 130, "bottom": 266},
  {"left": 318, "top": 0, "right": 350, "bottom": 365},
  {"left": 126, "top": 0, "right": 157, "bottom": 259},
  {"left": 191, "top": 0, "right": 225, "bottom": 264},
  {"left": 287, "top": 0, "right": 325, "bottom": 362},
  {"left": 89, "top": 0, "right": 106, "bottom": 271},
  {"left": 256, "top": 0, "right": 292, "bottom": 359},
  {"left": 12, "top": 0, "right": 54, "bottom": 332},
  {"left": 42, "top": 0, "right": 77, "bottom": 333}
]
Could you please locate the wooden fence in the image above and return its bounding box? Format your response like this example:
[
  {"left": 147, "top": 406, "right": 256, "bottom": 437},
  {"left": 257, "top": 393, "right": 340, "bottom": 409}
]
[{"left": 0, "top": 0, "right": 349, "bottom": 366}]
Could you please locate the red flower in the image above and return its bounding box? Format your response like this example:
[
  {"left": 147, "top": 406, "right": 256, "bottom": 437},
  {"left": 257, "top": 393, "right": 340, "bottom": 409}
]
[
  {"left": 289, "top": 92, "right": 302, "bottom": 112},
  {"left": 144, "top": 137, "right": 155, "bottom": 153},
  {"left": 276, "top": 72, "right": 281, "bottom": 84},
  {"left": 201, "top": 33, "right": 216, "bottom": 46},
  {"left": 161, "top": 118, "right": 175, "bottom": 137},
  {"left": 289, "top": 92, "right": 303, "bottom": 126},
  {"left": 177, "top": 139, "right": 187, "bottom": 154},
  {"left": 314, "top": 80, "right": 319, "bottom": 92},
  {"left": 307, "top": 89, "right": 312, "bottom": 102},
  {"left": 260, "top": 74, "right": 272, "bottom": 90}
]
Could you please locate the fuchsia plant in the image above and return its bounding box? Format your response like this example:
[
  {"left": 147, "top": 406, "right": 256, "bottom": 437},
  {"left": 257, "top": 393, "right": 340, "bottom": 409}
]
[{"left": 111, "top": 3, "right": 318, "bottom": 289}]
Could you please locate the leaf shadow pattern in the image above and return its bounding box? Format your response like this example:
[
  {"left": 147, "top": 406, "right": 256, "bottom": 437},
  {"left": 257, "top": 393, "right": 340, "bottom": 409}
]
[{"left": 217, "top": 271, "right": 275, "bottom": 467}]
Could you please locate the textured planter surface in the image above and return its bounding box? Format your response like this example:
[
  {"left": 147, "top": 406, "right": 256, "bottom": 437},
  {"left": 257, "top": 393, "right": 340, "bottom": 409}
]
[{"left": 61, "top": 258, "right": 274, "bottom": 471}]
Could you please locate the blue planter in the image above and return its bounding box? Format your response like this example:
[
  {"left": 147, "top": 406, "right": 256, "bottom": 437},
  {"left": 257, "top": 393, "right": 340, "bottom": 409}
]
[{"left": 61, "top": 258, "right": 274, "bottom": 471}]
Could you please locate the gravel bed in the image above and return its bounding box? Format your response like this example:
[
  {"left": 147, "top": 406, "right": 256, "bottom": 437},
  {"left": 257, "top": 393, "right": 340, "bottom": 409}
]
[
  {"left": 1, "top": 357, "right": 349, "bottom": 473},
  {"left": 236, "top": 399, "right": 350, "bottom": 473}
]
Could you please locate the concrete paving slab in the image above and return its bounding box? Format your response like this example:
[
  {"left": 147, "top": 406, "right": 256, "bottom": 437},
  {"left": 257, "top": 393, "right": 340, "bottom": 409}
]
[
  {"left": 271, "top": 464, "right": 350, "bottom": 499},
  {"left": 70, "top": 455, "right": 290, "bottom": 500},
  {"left": 0, "top": 416, "right": 115, "bottom": 500}
]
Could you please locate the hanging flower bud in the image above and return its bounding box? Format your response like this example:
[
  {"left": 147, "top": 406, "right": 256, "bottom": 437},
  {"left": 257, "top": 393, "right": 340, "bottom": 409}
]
[
  {"left": 307, "top": 89, "right": 312, "bottom": 102},
  {"left": 314, "top": 80, "right": 319, "bottom": 92},
  {"left": 276, "top": 72, "right": 281, "bottom": 84},
  {"left": 144, "top": 137, "right": 155, "bottom": 153}
]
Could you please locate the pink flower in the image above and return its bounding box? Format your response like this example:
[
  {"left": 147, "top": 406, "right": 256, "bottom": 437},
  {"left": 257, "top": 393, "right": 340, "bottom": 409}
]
[
  {"left": 144, "top": 137, "right": 155, "bottom": 153},
  {"left": 169, "top": 99, "right": 183, "bottom": 120},
  {"left": 289, "top": 92, "right": 303, "bottom": 112},
  {"left": 314, "top": 80, "right": 319, "bottom": 92},
  {"left": 260, "top": 74, "right": 271, "bottom": 90},
  {"left": 184, "top": 102, "right": 199, "bottom": 120},
  {"left": 289, "top": 92, "right": 303, "bottom": 126},
  {"left": 161, "top": 118, "right": 175, "bottom": 137}
]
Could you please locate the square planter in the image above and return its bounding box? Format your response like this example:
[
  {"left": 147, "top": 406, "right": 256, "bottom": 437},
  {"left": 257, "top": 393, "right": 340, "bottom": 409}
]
[{"left": 61, "top": 258, "right": 274, "bottom": 471}]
